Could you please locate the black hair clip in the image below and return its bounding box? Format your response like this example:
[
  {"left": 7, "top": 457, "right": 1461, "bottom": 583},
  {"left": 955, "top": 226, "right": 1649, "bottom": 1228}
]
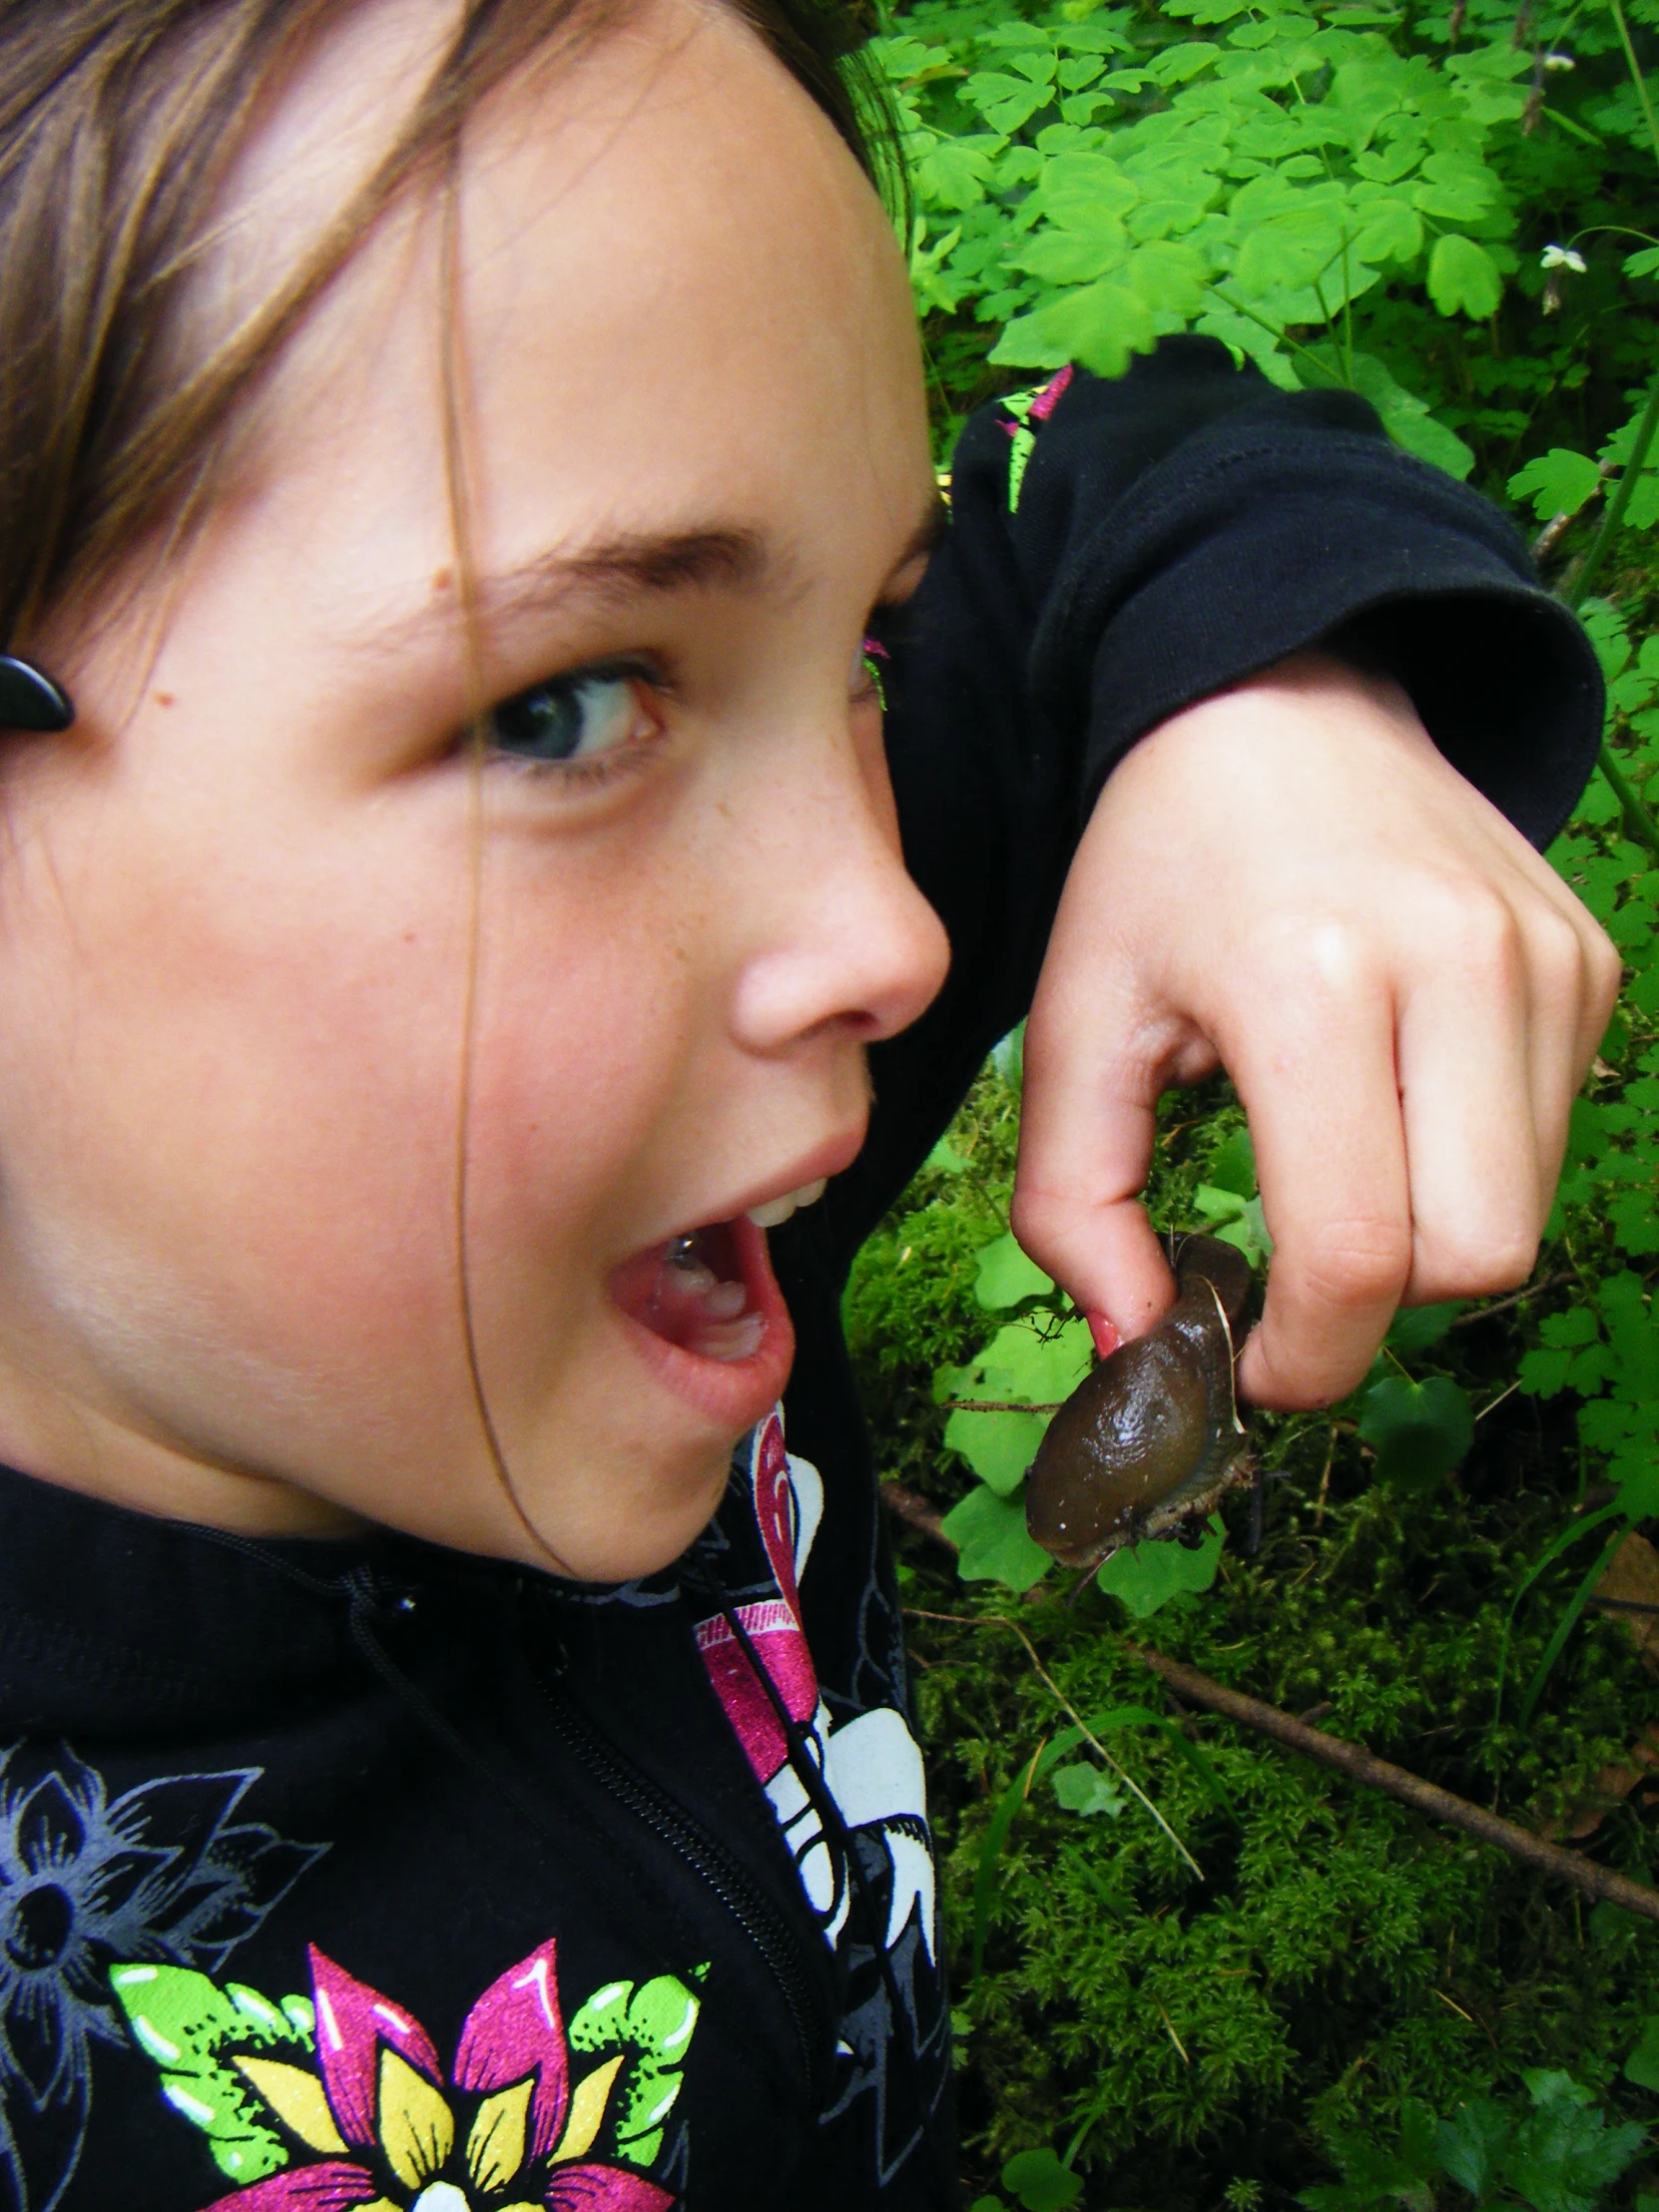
[{"left": 0, "top": 655, "right": 72, "bottom": 733}]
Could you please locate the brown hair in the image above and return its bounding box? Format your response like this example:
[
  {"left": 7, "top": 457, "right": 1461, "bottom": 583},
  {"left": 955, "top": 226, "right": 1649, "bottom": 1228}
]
[{"left": 0, "top": 0, "right": 889, "bottom": 649}]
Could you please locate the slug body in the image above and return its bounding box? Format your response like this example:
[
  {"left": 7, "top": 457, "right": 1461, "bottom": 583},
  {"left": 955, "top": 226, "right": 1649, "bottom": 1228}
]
[{"left": 1025, "top": 1236, "right": 1254, "bottom": 1569}]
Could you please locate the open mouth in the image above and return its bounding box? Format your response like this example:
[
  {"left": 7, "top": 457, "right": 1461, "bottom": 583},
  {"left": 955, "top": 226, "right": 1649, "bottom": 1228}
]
[
  {"left": 611, "top": 1214, "right": 785, "bottom": 1366},
  {"left": 629, "top": 1221, "right": 764, "bottom": 1362}
]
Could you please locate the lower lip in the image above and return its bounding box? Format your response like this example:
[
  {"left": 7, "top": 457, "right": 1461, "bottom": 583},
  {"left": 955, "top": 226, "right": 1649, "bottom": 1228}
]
[{"left": 610, "top": 1214, "right": 796, "bottom": 1430}]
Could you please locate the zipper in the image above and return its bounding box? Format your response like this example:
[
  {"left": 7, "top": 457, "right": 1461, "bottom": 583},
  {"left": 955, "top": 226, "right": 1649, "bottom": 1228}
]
[{"left": 535, "top": 1664, "right": 830, "bottom": 2100}]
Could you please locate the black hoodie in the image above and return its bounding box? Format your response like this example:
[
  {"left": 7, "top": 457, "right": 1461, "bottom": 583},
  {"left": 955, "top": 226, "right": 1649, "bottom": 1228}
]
[{"left": 0, "top": 340, "right": 1602, "bottom": 2212}]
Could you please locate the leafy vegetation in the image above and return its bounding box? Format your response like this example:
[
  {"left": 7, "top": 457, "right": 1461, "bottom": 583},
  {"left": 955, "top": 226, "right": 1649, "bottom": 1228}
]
[{"left": 841, "top": 0, "right": 1659, "bottom": 2195}]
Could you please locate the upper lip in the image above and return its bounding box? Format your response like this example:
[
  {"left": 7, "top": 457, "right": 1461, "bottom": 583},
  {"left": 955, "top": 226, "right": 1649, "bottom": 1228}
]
[{"left": 664, "top": 1124, "right": 867, "bottom": 1247}]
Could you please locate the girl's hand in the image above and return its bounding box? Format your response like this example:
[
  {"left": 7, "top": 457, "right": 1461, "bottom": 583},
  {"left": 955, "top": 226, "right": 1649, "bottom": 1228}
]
[{"left": 1009, "top": 650, "right": 1621, "bottom": 1410}]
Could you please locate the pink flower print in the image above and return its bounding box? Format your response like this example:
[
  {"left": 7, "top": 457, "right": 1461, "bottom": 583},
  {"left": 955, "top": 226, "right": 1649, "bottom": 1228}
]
[{"left": 203, "top": 1942, "right": 674, "bottom": 2210}]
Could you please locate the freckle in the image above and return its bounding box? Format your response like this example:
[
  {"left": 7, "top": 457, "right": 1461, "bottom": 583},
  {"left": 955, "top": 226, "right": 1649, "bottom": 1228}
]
[
  {"left": 155, "top": 692, "right": 175, "bottom": 707},
  {"left": 431, "top": 568, "right": 453, "bottom": 594}
]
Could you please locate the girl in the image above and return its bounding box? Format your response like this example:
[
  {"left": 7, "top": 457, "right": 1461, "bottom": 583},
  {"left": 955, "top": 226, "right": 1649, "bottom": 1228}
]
[{"left": 0, "top": 0, "right": 1617, "bottom": 2206}]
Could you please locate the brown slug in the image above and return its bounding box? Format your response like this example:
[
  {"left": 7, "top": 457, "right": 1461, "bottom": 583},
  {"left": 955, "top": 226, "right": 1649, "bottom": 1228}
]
[{"left": 1025, "top": 1235, "right": 1255, "bottom": 1570}]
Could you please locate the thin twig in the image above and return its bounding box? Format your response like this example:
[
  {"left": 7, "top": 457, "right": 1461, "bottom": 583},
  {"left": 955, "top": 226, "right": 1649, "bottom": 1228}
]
[
  {"left": 1447, "top": 1273, "right": 1573, "bottom": 1330},
  {"left": 906, "top": 1608, "right": 1203, "bottom": 1874},
  {"left": 1123, "top": 1644, "right": 1659, "bottom": 1925},
  {"left": 945, "top": 1398, "right": 1064, "bottom": 1414}
]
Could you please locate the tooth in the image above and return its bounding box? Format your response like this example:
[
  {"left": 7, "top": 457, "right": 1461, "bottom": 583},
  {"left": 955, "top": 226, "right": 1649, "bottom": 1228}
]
[
  {"left": 694, "top": 1313, "right": 766, "bottom": 1362},
  {"left": 796, "top": 1179, "right": 827, "bottom": 1208},
  {"left": 667, "top": 1258, "right": 719, "bottom": 1296},
  {"left": 747, "top": 1194, "right": 799, "bottom": 1230},
  {"left": 704, "top": 1281, "right": 748, "bottom": 1320}
]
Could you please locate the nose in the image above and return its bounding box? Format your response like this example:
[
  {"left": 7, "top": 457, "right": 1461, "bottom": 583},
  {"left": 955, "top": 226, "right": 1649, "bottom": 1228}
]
[{"left": 726, "top": 712, "right": 950, "bottom": 1056}]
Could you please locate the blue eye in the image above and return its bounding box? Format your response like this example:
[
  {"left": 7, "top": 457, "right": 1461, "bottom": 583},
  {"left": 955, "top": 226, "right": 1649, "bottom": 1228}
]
[{"left": 485, "top": 665, "right": 656, "bottom": 768}]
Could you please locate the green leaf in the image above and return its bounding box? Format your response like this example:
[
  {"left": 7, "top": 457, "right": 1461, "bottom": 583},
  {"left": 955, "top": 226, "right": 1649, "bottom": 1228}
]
[
  {"left": 1208, "top": 1127, "right": 1258, "bottom": 1198},
  {"left": 974, "top": 1233, "right": 1055, "bottom": 1310},
  {"left": 918, "top": 135, "right": 1005, "bottom": 212},
  {"left": 1051, "top": 1762, "right": 1129, "bottom": 1816},
  {"left": 1351, "top": 197, "right": 1424, "bottom": 265},
  {"left": 1095, "top": 1521, "right": 1226, "bottom": 1616},
  {"left": 941, "top": 1481, "right": 1054, "bottom": 1588},
  {"left": 1034, "top": 151, "right": 1142, "bottom": 224},
  {"left": 1624, "top": 246, "right": 1659, "bottom": 278},
  {"left": 989, "top": 276, "right": 1158, "bottom": 376},
  {"left": 1426, "top": 233, "right": 1502, "bottom": 318},
  {"left": 1357, "top": 1375, "right": 1473, "bottom": 1486},
  {"left": 1234, "top": 204, "right": 1349, "bottom": 296},
  {"left": 1003, "top": 2148, "right": 1085, "bottom": 2212},
  {"left": 1125, "top": 239, "right": 1210, "bottom": 314},
  {"left": 1515, "top": 1530, "right": 1624, "bottom": 1729},
  {"left": 1502, "top": 2073, "right": 1646, "bottom": 2212},
  {"left": 1014, "top": 214, "right": 1130, "bottom": 284},
  {"left": 963, "top": 70, "right": 1054, "bottom": 134},
  {"left": 944, "top": 1406, "right": 1050, "bottom": 1494},
  {"left": 1341, "top": 350, "right": 1475, "bottom": 478},
  {"left": 1436, "top": 2099, "right": 1513, "bottom": 2199},
  {"left": 1507, "top": 447, "right": 1603, "bottom": 521},
  {"left": 1385, "top": 1303, "right": 1463, "bottom": 1356},
  {"left": 1625, "top": 2018, "right": 1659, "bottom": 2091},
  {"left": 953, "top": 1317, "right": 1094, "bottom": 1404}
]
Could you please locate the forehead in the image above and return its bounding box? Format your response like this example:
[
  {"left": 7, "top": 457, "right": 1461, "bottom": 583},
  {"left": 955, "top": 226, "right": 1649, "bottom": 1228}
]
[{"left": 231, "top": 0, "right": 929, "bottom": 607}]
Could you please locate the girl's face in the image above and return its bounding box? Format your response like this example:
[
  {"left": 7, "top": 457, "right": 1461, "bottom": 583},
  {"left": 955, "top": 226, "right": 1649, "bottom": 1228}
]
[{"left": 0, "top": 0, "right": 947, "bottom": 1575}]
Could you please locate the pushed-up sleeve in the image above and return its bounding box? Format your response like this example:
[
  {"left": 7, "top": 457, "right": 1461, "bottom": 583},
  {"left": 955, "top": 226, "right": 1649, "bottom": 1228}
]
[{"left": 821, "top": 332, "right": 1604, "bottom": 1261}]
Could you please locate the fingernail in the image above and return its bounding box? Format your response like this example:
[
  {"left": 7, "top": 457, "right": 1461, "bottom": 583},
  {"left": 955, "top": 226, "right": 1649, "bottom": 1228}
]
[{"left": 1088, "top": 1312, "right": 1122, "bottom": 1360}]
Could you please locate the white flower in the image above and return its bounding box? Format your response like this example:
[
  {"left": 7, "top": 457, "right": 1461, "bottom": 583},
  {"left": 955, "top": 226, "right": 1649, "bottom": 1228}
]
[
  {"left": 1543, "top": 49, "right": 1575, "bottom": 68},
  {"left": 1541, "top": 244, "right": 1587, "bottom": 273}
]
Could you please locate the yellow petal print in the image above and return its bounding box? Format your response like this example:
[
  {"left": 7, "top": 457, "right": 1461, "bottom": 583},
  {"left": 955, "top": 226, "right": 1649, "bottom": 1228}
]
[
  {"left": 465, "top": 2075, "right": 533, "bottom": 2191},
  {"left": 233, "top": 2057, "right": 347, "bottom": 2155},
  {"left": 551, "top": 2054, "right": 625, "bottom": 2164},
  {"left": 376, "top": 2045, "right": 455, "bottom": 2187}
]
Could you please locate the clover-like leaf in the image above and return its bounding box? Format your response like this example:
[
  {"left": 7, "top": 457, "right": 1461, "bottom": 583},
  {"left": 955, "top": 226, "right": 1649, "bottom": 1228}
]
[
  {"left": 941, "top": 1482, "right": 1054, "bottom": 1589},
  {"left": 1357, "top": 1375, "right": 1473, "bottom": 1488},
  {"left": 1095, "top": 1522, "right": 1226, "bottom": 1616},
  {"left": 1426, "top": 233, "right": 1502, "bottom": 317},
  {"left": 1002, "top": 2147, "right": 1085, "bottom": 2212}
]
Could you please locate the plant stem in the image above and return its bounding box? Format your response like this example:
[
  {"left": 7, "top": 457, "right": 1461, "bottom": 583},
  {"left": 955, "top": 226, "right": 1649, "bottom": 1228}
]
[
  {"left": 1609, "top": 0, "right": 1659, "bottom": 170},
  {"left": 1594, "top": 738, "right": 1659, "bottom": 857},
  {"left": 1565, "top": 369, "right": 1659, "bottom": 610}
]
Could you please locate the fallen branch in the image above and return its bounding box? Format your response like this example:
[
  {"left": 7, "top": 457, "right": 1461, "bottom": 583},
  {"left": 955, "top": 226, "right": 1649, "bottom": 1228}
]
[
  {"left": 887, "top": 1496, "right": 1659, "bottom": 1920},
  {"left": 1124, "top": 1644, "right": 1659, "bottom": 1926},
  {"left": 882, "top": 1482, "right": 955, "bottom": 1549}
]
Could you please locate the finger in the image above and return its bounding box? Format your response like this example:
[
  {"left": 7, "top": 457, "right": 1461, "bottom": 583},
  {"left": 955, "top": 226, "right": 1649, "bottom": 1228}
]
[
  {"left": 1230, "top": 932, "right": 1411, "bottom": 1409},
  {"left": 1393, "top": 886, "right": 1544, "bottom": 1306},
  {"left": 1474, "top": 813, "right": 1620, "bottom": 1087},
  {"left": 1520, "top": 896, "right": 1612, "bottom": 1212},
  {"left": 1012, "top": 991, "right": 1190, "bottom": 1341}
]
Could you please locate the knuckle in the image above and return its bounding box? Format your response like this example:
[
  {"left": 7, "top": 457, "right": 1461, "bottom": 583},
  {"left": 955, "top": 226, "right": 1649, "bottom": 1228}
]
[
  {"left": 1295, "top": 1219, "right": 1413, "bottom": 1311},
  {"left": 1430, "top": 883, "right": 1522, "bottom": 980},
  {"left": 1419, "top": 1224, "right": 1538, "bottom": 1298},
  {"left": 1246, "top": 911, "right": 1371, "bottom": 998}
]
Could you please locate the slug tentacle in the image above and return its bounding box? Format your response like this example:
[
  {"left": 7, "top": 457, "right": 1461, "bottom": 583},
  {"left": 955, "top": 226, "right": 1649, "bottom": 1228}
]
[{"left": 1024, "top": 1234, "right": 1256, "bottom": 1572}]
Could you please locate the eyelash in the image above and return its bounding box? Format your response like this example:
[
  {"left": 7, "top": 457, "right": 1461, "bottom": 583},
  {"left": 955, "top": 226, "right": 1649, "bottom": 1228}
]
[
  {"left": 475, "top": 602, "right": 903, "bottom": 793},
  {"left": 479, "top": 655, "right": 670, "bottom": 790}
]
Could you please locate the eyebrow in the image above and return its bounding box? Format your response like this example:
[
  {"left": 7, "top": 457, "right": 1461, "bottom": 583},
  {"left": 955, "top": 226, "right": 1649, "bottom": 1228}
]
[{"left": 361, "top": 495, "right": 949, "bottom": 653}]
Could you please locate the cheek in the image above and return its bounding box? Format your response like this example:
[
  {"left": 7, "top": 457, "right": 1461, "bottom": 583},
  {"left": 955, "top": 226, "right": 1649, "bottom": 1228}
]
[
  {"left": 0, "top": 774, "right": 482, "bottom": 1384},
  {"left": 459, "top": 833, "right": 716, "bottom": 1265}
]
